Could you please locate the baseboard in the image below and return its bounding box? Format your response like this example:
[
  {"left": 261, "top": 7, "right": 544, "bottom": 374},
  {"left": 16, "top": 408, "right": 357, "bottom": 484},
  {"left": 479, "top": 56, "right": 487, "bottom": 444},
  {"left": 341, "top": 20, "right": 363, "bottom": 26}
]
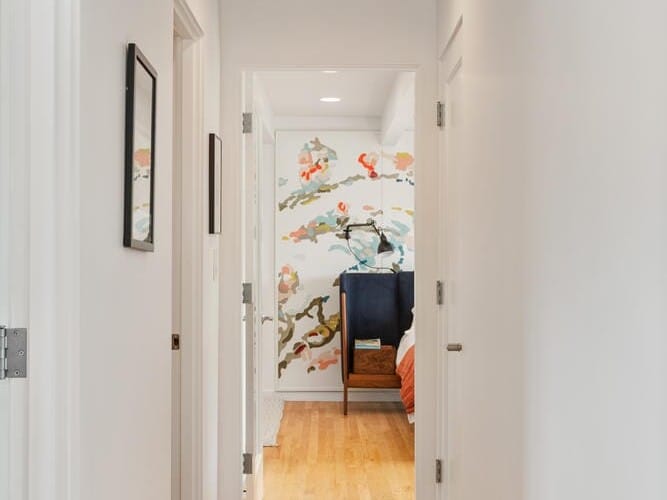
[{"left": 276, "top": 389, "right": 401, "bottom": 402}]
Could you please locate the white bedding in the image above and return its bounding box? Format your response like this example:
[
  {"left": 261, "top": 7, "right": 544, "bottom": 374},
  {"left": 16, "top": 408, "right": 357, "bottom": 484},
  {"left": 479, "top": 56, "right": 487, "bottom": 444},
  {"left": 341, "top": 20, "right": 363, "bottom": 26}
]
[{"left": 397, "top": 324, "right": 415, "bottom": 367}]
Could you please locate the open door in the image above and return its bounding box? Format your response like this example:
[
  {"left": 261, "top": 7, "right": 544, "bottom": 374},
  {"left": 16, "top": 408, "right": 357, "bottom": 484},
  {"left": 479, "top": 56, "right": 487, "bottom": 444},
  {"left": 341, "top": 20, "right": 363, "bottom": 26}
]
[
  {"left": 241, "top": 72, "right": 263, "bottom": 499},
  {"left": 438, "top": 18, "right": 465, "bottom": 500}
]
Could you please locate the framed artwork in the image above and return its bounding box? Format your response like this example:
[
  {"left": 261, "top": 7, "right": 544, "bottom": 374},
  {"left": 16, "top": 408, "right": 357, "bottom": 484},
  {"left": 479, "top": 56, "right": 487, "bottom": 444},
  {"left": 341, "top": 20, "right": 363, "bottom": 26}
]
[
  {"left": 209, "top": 133, "right": 222, "bottom": 234},
  {"left": 124, "top": 43, "right": 157, "bottom": 251}
]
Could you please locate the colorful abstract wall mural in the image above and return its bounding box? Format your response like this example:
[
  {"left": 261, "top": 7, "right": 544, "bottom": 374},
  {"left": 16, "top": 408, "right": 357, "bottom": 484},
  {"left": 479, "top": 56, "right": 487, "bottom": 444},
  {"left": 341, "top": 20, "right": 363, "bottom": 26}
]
[{"left": 275, "top": 131, "right": 414, "bottom": 390}]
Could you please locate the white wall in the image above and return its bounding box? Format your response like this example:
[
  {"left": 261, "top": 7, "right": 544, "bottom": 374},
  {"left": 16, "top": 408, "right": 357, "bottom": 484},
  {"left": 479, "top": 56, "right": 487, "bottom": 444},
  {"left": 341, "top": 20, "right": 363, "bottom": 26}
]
[
  {"left": 79, "top": 0, "right": 221, "bottom": 498},
  {"left": 219, "top": 1, "right": 438, "bottom": 497},
  {"left": 437, "top": 1, "right": 667, "bottom": 499},
  {"left": 200, "top": 3, "right": 222, "bottom": 500}
]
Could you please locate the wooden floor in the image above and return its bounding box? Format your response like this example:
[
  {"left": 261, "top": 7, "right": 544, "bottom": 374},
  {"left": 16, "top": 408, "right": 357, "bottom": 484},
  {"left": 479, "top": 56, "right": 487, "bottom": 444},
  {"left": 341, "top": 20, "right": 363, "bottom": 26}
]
[{"left": 263, "top": 401, "right": 415, "bottom": 500}]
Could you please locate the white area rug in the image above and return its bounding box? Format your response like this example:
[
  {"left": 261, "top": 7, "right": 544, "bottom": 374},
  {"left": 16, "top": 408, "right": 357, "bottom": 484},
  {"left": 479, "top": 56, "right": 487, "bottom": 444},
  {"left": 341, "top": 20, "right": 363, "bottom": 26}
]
[{"left": 262, "top": 394, "right": 285, "bottom": 447}]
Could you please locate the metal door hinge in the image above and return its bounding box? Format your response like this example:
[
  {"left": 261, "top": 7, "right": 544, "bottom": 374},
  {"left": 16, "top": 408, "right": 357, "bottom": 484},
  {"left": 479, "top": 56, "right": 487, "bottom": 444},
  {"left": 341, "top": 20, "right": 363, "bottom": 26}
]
[
  {"left": 172, "top": 333, "right": 180, "bottom": 351},
  {"left": 242, "top": 282, "right": 252, "bottom": 304},
  {"left": 436, "top": 280, "right": 444, "bottom": 305},
  {"left": 435, "top": 458, "right": 443, "bottom": 483},
  {"left": 242, "top": 452, "right": 253, "bottom": 474},
  {"left": 0, "top": 326, "right": 27, "bottom": 379},
  {"left": 242, "top": 112, "right": 253, "bottom": 134},
  {"left": 436, "top": 101, "right": 445, "bottom": 128}
]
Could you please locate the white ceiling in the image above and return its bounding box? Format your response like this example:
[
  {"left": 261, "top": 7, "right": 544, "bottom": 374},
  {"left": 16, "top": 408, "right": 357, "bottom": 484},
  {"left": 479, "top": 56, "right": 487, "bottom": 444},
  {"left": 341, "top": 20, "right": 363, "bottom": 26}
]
[{"left": 255, "top": 70, "right": 403, "bottom": 118}]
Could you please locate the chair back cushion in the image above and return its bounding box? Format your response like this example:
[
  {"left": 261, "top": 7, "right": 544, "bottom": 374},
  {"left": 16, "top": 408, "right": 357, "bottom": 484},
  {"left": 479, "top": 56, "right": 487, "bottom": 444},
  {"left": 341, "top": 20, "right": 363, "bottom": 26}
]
[{"left": 339, "top": 272, "right": 414, "bottom": 373}]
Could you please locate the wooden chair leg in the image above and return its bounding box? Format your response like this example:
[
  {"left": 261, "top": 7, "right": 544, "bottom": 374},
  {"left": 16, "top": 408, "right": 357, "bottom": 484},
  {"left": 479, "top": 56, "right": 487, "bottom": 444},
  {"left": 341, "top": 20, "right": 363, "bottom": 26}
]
[{"left": 343, "top": 383, "right": 348, "bottom": 415}]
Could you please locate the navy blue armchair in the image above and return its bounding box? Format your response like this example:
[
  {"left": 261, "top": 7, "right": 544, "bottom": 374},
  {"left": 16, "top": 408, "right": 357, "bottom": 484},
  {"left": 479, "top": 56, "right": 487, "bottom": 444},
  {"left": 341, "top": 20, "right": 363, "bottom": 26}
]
[{"left": 339, "top": 271, "right": 414, "bottom": 414}]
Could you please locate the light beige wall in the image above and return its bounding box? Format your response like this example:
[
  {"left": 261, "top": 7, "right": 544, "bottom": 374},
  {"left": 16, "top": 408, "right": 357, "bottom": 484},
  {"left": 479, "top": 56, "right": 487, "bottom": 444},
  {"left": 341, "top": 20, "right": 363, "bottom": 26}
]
[
  {"left": 437, "top": 1, "right": 667, "bottom": 499},
  {"left": 79, "top": 0, "right": 221, "bottom": 498}
]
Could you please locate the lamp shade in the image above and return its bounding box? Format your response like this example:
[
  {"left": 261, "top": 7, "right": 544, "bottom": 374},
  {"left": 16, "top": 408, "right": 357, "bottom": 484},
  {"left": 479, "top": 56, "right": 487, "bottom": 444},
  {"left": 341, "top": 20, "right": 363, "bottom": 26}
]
[{"left": 377, "top": 232, "right": 394, "bottom": 257}]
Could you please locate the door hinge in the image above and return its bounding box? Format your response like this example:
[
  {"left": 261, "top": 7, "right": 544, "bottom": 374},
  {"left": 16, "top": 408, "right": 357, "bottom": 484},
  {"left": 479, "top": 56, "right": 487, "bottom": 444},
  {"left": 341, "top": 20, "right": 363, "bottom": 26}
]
[
  {"left": 242, "top": 282, "right": 252, "bottom": 304},
  {"left": 0, "top": 326, "right": 27, "bottom": 380},
  {"left": 172, "top": 333, "right": 180, "bottom": 351},
  {"left": 242, "top": 112, "right": 253, "bottom": 134},
  {"left": 435, "top": 458, "right": 443, "bottom": 483},
  {"left": 436, "top": 101, "right": 445, "bottom": 128},
  {"left": 436, "top": 280, "right": 444, "bottom": 305},
  {"left": 242, "top": 452, "right": 253, "bottom": 474}
]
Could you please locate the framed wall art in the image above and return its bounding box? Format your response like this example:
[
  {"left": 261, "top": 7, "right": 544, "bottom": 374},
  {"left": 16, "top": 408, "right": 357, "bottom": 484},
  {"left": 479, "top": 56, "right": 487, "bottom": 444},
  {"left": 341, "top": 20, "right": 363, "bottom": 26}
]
[
  {"left": 123, "top": 43, "right": 157, "bottom": 251},
  {"left": 209, "top": 133, "right": 222, "bottom": 234}
]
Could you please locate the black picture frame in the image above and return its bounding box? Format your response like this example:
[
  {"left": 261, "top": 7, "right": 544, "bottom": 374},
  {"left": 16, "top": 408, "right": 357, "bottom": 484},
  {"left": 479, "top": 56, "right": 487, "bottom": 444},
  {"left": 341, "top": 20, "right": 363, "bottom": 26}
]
[
  {"left": 209, "top": 133, "right": 223, "bottom": 234},
  {"left": 123, "top": 43, "right": 157, "bottom": 251}
]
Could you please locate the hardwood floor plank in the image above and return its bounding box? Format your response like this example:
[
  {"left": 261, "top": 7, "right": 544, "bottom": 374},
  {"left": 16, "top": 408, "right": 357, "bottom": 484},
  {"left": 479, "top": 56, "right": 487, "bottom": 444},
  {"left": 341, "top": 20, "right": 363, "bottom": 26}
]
[{"left": 264, "top": 401, "right": 415, "bottom": 500}]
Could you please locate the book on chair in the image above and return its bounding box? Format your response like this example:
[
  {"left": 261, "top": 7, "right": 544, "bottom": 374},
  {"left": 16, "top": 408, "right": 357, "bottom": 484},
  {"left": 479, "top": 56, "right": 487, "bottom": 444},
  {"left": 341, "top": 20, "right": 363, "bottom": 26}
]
[{"left": 354, "top": 338, "right": 381, "bottom": 350}]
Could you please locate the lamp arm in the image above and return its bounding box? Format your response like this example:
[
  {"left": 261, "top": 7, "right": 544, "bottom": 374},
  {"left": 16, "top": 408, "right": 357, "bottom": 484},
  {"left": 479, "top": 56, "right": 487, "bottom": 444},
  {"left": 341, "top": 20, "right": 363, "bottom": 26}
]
[{"left": 343, "top": 220, "right": 382, "bottom": 239}]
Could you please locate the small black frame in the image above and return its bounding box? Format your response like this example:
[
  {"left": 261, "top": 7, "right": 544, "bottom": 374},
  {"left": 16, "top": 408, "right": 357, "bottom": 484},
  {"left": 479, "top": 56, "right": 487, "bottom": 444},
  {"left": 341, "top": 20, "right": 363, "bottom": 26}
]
[
  {"left": 123, "top": 43, "right": 157, "bottom": 251},
  {"left": 209, "top": 133, "right": 223, "bottom": 234}
]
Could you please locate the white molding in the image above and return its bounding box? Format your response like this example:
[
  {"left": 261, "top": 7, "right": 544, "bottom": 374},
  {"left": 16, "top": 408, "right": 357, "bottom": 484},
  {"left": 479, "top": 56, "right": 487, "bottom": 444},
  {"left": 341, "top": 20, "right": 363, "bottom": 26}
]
[
  {"left": 439, "top": 14, "right": 463, "bottom": 61},
  {"left": 18, "top": 0, "right": 83, "bottom": 499},
  {"left": 381, "top": 72, "right": 415, "bottom": 146},
  {"left": 174, "top": 0, "right": 203, "bottom": 41},
  {"left": 175, "top": 34, "right": 206, "bottom": 500},
  {"left": 173, "top": 4, "right": 207, "bottom": 500},
  {"left": 253, "top": 78, "right": 275, "bottom": 141}
]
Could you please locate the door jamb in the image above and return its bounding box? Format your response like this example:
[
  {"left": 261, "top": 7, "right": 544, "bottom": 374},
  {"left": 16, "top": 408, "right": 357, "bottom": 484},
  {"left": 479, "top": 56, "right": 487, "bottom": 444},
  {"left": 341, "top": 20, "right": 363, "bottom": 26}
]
[
  {"left": 220, "top": 64, "right": 440, "bottom": 499},
  {"left": 173, "top": 1, "right": 205, "bottom": 499}
]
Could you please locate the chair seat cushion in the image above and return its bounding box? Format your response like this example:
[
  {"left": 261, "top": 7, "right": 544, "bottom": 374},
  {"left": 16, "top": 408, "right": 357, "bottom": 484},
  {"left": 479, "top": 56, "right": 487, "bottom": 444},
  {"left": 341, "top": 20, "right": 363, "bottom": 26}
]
[{"left": 347, "top": 373, "right": 402, "bottom": 388}]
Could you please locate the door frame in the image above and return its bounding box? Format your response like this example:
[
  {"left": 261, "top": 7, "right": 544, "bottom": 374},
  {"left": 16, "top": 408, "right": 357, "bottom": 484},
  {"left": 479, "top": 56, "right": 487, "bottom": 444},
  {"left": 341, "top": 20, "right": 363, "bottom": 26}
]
[
  {"left": 219, "top": 63, "right": 440, "bottom": 499},
  {"left": 173, "top": 1, "right": 205, "bottom": 499},
  {"left": 0, "top": 0, "right": 83, "bottom": 499}
]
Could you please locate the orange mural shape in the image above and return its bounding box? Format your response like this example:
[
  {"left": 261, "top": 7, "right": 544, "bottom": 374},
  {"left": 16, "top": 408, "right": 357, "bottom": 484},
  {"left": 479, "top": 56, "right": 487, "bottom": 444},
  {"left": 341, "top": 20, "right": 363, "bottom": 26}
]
[
  {"left": 337, "top": 201, "right": 349, "bottom": 215},
  {"left": 134, "top": 148, "right": 151, "bottom": 167},
  {"left": 394, "top": 152, "right": 415, "bottom": 171},
  {"left": 357, "top": 152, "right": 379, "bottom": 179}
]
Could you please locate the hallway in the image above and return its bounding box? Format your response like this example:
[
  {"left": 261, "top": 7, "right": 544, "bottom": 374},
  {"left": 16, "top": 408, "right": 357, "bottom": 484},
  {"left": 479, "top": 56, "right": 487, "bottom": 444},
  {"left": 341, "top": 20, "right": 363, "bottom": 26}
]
[
  {"left": 2, "top": 1, "right": 667, "bottom": 499},
  {"left": 263, "top": 402, "right": 414, "bottom": 500}
]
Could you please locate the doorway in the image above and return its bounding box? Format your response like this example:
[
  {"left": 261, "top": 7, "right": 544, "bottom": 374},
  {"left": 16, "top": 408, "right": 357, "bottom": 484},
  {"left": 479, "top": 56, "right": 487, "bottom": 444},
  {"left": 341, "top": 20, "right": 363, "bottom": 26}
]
[
  {"left": 171, "top": 5, "right": 205, "bottom": 499},
  {"left": 244, "top": 69, "right": 418, "bottom": 499}
]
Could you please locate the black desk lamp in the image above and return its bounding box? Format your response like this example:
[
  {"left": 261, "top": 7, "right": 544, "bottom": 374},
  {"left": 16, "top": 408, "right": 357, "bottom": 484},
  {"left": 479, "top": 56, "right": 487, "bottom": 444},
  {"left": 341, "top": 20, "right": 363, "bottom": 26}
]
[{"left": 343, "top": 219, "right": 396, "bottom": 272}]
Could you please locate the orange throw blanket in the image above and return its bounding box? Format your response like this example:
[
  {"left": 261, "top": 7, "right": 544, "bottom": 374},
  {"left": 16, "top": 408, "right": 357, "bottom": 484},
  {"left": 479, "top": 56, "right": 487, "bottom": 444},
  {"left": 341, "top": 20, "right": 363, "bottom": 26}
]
[{"left": 396, "top": 344, "right": 415, "bottom": 414}]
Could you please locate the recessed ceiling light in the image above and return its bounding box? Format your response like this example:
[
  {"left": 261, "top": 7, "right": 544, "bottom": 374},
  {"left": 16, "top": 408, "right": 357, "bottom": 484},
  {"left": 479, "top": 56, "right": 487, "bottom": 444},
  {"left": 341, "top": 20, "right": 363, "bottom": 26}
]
[
  {"left": 322, "top": 70, "right": 338, "bottom": 74},
  {"left": 320, "top": 97, "right": 341, "bottom": 103}
]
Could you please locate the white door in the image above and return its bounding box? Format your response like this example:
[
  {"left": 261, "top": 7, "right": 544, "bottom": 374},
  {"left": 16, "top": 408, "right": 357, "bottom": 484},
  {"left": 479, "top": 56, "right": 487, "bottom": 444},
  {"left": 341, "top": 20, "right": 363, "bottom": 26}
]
[
  {"left": 0, "top": 1, "right": 29, "bottom": 498},
  {"left": 439, "top": 23, "right": 465, "bottom": 500},
  {"left": 241, "top": 73, "right": 262, "bottom": 499}
]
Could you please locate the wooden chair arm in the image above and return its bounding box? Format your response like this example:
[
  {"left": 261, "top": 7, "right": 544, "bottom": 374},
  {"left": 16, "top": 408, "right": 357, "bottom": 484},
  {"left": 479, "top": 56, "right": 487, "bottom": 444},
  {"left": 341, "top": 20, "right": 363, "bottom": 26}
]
[{"left": 340, "top": 291, "right": 348, "bottom": 382}]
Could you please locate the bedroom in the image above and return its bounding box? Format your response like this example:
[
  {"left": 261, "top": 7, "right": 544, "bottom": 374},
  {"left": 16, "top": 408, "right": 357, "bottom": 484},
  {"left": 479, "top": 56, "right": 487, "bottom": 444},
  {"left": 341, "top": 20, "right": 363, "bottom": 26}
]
[{"left": 246, "top": 69, "right": 418, "bottom": 499}]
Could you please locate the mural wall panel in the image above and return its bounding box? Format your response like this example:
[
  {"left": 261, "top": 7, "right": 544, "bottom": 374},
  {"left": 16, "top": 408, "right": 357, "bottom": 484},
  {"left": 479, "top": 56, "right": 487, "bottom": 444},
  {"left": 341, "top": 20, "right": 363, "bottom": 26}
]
[{"left": 275, "top": 130, "right": 414, "bottom": 391}]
